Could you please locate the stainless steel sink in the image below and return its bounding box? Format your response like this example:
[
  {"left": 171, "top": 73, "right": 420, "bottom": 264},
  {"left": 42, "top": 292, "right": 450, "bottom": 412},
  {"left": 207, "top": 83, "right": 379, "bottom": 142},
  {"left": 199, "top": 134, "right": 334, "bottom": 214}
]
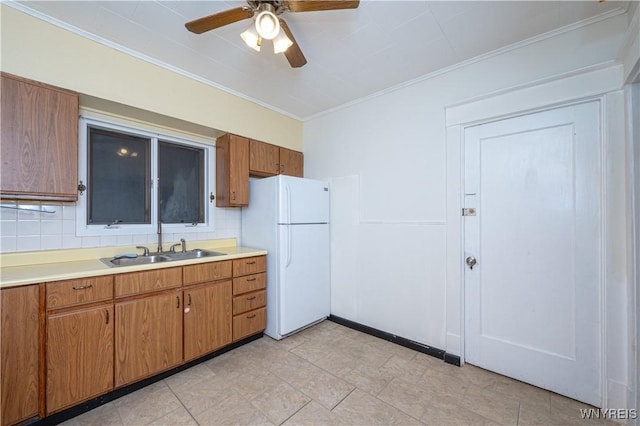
[
  {"left": 101, "top": 249, "right": 226, "bottom": 268},
  {"left": 164, "top": 249, "right": 227, "bottom": 260}
]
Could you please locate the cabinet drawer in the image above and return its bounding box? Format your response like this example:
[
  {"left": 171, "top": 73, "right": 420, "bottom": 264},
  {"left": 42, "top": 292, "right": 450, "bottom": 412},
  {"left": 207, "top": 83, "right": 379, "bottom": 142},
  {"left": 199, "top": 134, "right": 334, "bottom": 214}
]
[
  {"left": 233, "top": 256, "right": 266, "bottom": 277},
  {"left": 47, "top": 276, "right": 113, "bottom": 309},
  {"left": 115, "top": 267, "right": 182, "bottom": 298},
  {"left": 233, "top": 290, "right": 266, "bottom": 315},
  {"left": 183, "top": 260, "right": 232, "bottom": 286},
  {"left": 232, "top": 273, "right": 266, "bottom": 296},
  {"left": 233, "top": 307, "right": 266, "bottom": 341}
]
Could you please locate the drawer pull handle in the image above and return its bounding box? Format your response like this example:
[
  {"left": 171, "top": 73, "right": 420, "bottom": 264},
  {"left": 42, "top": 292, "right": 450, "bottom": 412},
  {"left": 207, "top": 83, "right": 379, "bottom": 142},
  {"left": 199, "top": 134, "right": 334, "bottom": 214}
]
[
  {"left": 246, "top": 296, "right": 256, "bottom": 300},
  {"left": 247, "top": 314, "right": 256, "bottom": 319},
  {"left": 246, "top": 261, "right": 257, "bottom": 265},
  {"left": 105, "top": 309, "right": 109, "bottom": 325},
  {"left": 72, "top": 284, "right": 93, "bottom": 290},
  {"left": 246, "top": 278, "right": 257, "bottom": 282}
]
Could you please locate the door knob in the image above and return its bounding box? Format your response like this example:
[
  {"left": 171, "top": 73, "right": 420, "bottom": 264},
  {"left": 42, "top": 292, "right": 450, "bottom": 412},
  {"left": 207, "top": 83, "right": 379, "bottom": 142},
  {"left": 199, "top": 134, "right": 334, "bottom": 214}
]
[{"left": 466, "top": 256, "right": 477, "bottom": 270}]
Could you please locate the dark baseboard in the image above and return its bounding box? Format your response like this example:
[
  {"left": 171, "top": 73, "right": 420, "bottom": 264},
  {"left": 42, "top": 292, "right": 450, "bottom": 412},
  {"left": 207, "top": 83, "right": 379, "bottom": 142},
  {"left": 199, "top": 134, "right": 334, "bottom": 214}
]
[
  {"left": 444, "top": 352, "right": 461, "bottom": 366},
  {"left": 328, "top": 315, "right": 460, "bottom": 366},
  {"left": 32, "top": 333, "right": 263, "bottom": 426}
]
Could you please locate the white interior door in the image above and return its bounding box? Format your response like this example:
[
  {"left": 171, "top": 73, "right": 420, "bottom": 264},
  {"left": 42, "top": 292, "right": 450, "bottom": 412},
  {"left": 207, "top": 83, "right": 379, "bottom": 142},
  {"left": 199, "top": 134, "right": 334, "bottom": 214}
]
[{"left": 464, "top": 101, "right": 601, "bottom": 406}]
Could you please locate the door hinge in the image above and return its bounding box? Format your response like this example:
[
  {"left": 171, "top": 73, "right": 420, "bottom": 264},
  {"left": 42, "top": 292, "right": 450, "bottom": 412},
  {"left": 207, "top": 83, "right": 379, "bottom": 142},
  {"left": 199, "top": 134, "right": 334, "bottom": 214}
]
[{"left": 462, "top": 208, "right": 476, "bottom": 216}]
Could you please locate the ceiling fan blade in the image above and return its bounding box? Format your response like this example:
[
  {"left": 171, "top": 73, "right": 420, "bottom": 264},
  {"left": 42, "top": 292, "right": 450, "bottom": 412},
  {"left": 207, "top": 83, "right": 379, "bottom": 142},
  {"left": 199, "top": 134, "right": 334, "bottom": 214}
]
[
  {"left": 285, "top": 0, "right": 359, "bottom": 13},
  {"left": 185, "top": 7, "right": 253, "bottom": 34},
  {"left": 279, "top": 19, "right": 307, "bottom": 68}
]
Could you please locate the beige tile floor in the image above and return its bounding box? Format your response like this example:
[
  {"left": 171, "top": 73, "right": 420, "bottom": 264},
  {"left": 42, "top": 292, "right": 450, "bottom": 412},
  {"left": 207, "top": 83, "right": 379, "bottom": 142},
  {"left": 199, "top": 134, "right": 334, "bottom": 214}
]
[{"left": 63, "top": 321, "right": 609, "bottom": 426}]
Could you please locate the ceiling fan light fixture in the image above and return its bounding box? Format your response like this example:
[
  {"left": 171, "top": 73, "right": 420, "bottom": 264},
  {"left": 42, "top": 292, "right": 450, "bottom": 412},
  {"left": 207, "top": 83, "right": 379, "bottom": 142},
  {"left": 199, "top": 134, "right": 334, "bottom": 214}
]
[
  {"left": 241, "top": 25, "right": 262, "bottom": 51},
  {"left": 255, "top": 5, "right": 280, "bottom": 40},
  {"left": 273, "top": 30, "right": 293, "bottom": 54}
]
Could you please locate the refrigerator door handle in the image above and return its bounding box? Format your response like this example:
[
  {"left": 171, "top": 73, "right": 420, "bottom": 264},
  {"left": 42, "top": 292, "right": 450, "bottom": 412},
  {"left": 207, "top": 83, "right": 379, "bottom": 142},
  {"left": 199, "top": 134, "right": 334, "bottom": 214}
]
[
  {"left": 285, "top": 183, "right": 291, "bottom": 224},
  {"left": 285, "top": 225, "right": 292, "bottom": 267}
]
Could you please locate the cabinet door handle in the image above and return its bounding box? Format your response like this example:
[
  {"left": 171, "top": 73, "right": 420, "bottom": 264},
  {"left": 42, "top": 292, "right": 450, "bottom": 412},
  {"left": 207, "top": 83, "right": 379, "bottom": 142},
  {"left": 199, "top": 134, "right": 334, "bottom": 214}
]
[
  {"left": 247, "top": 313, "right": 256, "bottom": 319},
  {"left": 72, "top": 284, "right": 93, "bottom": 290},
  {"left": 188, "top": 294, "right": 192, "bottom": 306},
  {"left": 246, "top": 261, "right": 256, "bottom": 265},
  {"left": 280, "top": 164, "right": 285, "bottom": 172},
  {"left": 232, "top": 191, "right": 236, "bottom": 200},
  {"left": 246, "top": 277, "right": 257, "bottom": 282},
  {"left": 246, "top": 296, "right": 256, "bottom": 301},
  {"left": 105, "top": 309, "right": 109, "bottom": 325},
  {"left": 275, "top": 163, "right": 279, "bottom": 173},
  {"left": 176, "top": 296, "right": 180, "bottom": 308}
]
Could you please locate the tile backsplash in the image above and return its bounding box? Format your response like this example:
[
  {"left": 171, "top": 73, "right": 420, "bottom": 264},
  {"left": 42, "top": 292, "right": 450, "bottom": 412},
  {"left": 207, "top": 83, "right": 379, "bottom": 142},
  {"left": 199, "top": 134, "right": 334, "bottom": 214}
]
[{"left": 0, "top": 201, "right": 241, "bottom": 253}]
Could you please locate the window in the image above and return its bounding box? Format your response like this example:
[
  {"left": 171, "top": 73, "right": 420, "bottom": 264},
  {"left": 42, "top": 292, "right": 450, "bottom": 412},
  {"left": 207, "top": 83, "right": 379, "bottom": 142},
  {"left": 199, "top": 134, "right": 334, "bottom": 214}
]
[
  {"left": 88, "top": 127, "right": 150, "bottom": 225},
  {"left": 77, "top": 117, "right": 215, "bottom": 236},
  {"left": 158, "top": 141, "right": 204, "bottom": 224}
]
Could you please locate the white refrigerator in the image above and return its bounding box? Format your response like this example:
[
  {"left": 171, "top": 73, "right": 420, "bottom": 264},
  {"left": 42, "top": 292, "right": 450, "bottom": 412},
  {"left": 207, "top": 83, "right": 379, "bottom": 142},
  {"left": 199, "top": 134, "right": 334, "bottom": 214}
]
[{"left": 241, "top": 175, "right": 330, "bottom": 340}]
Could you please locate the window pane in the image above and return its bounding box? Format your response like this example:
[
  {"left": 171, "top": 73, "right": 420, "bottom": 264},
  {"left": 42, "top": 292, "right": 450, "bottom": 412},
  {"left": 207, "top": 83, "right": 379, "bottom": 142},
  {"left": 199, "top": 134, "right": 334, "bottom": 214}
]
[
  {"left": 88, "top": 127, "right": 150, "bottom": 224},
  {"left": 159, "top": 141, "right": 204, "bottom": 224}
]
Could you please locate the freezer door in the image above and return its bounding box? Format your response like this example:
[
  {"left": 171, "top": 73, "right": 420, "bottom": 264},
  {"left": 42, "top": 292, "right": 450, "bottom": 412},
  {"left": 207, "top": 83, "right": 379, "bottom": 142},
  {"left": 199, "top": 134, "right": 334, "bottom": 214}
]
[
  {"left": 278, "top": 176, "right": 329, "bottom": 224},
  {"left": 278, "top": 224, "right": 330, "bottom": 335}
]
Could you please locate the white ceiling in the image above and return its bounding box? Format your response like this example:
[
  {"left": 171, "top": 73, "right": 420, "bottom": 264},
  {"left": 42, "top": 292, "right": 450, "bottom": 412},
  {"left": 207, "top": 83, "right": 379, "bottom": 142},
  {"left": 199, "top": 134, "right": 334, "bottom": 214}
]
[{"left": 11, "top": 0, "right": 630, "bottom": 120}]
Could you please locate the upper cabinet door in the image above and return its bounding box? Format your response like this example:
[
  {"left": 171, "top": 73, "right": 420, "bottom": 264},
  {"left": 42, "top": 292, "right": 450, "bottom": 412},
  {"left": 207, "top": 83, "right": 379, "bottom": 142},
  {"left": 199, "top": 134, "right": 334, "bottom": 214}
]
[
  {"left": 279, "top": 148, "right": 303, "bottom": 178},
  {"left": 250, "top": 139, "right": 280, "bottom": 177},
  {"left": 1, "top": 73, "right": 79, "bottom": 201},
  {"left": 216, "top": 133, "right": 249, "bottom": 207}
]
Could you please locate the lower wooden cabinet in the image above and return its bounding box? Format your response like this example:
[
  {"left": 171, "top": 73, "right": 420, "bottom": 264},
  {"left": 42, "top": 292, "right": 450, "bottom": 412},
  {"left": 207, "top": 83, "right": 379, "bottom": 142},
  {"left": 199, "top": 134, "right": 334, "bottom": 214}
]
[
  {"left": 1, "top": 256, "right": 267, "bottom": 423},
  {"left": 233, "top": 307, "right": 267, "bottom": 341},
  {"left": 232, "top": 257, "right": 267, "bottom": 342},
  {"left": 183, "top": 281, "right": 232, "bottom": 362},
  {"left": 46, "top": 304, "right": 113, "bottom": 414},
  {"left": 115, "top": 291, "right": 183, "bottom": 387},
  {"left": 1, "top": 285, "right": 40, "bottom": 426}
]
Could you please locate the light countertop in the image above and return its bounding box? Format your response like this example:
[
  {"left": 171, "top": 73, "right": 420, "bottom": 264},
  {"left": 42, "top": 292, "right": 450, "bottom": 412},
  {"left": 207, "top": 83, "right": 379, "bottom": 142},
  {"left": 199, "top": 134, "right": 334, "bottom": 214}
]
[{"left": 0, "top": 239, "right": 267, "bottom": 288}]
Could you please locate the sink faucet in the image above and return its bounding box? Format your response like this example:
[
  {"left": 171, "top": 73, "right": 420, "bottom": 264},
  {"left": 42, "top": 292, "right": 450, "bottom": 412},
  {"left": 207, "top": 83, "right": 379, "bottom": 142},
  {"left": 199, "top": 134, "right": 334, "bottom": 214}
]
[
  {"left": 157, "top": 221, "right": 163, "bottom": 253},
  {"left": 169, "top": 238, "right": 187, "bottom": 254}
]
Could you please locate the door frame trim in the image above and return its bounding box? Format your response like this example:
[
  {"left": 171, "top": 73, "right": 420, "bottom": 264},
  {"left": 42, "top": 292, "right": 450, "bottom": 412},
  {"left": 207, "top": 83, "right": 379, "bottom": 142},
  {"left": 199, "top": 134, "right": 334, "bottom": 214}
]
[{"left": 444, "top": 64, "right": 626, "bottom": 410}]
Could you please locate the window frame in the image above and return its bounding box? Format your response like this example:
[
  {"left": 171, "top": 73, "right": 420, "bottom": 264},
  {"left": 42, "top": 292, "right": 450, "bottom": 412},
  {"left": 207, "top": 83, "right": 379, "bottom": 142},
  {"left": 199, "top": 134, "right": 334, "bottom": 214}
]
[{"left": 76, "top": 116, "right": 216, "bottom": 237}]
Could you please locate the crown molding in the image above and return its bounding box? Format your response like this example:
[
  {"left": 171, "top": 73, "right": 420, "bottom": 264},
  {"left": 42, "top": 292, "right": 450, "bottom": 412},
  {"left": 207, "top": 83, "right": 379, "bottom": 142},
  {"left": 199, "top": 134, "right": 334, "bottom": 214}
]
[
  {"left": 305, "top": 6, "right": 628, "bottom": 122},
  {"left": 3, "top": 1, "right": 304, "bottom": 122},
  {"left": 3, "top": 1, "right": 628, "bottom": 122}
]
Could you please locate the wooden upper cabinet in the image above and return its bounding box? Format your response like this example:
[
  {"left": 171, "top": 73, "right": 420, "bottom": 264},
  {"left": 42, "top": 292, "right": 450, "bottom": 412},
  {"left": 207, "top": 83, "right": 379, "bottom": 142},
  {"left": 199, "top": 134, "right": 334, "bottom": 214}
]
[
  {"left": 279, "top": 147, "right": 303, "bottom": 177},
  {"left": 249, "top": 139, "right": 304, "bottom": 178},
  {"left": 249, "top": 139, "right": 280, "bottom": 177},
  {"left": 1, "top": 285, "right": 40, "bottom": 426},
  {"left": 1, "top": 73, "right": 79, "bottom": 201},
  {"left": 216, "top": 133, "right": 249, "bottom": 207}
]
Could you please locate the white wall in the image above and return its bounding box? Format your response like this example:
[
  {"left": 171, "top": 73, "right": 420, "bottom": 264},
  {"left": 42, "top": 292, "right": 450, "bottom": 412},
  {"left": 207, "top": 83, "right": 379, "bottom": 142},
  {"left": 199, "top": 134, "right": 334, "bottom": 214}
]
[{"left": 304, "top": 10, "right": 631, "bottom": 408}]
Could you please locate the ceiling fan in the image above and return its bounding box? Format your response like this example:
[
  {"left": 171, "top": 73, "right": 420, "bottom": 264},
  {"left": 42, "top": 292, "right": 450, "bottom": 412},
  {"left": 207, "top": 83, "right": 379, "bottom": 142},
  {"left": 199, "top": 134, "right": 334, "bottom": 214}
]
[{"left": 185, "top": 1, "right": 360, "bottom": 68}]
